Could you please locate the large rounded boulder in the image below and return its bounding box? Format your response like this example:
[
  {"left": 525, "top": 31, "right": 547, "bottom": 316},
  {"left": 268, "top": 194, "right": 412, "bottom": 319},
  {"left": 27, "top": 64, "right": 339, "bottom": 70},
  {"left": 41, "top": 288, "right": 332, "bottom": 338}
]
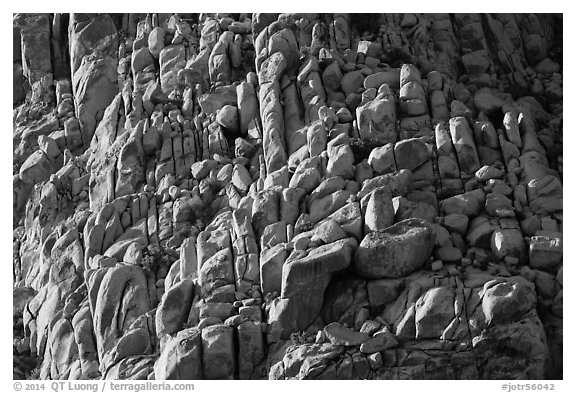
[
  {"left": 354, "top": 218, "right": 435, "bottom": 278},
  {"left": 216, "top": 104, "right": 240, "bottom": 134}
]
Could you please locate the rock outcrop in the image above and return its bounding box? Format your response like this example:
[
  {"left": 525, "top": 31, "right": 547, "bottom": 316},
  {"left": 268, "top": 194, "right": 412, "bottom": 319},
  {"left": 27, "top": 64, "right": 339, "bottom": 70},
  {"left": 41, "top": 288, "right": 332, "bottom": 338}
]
[{"left": 13, "top": 12, "right": 563, "bottom": 381}]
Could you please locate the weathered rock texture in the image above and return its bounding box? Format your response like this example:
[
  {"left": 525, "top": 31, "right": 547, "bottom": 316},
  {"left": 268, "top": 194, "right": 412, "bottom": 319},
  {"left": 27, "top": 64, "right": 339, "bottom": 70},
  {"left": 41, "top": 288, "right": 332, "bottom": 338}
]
[{"left": 13, "top": 13, "right": 562, "bottom": 381}]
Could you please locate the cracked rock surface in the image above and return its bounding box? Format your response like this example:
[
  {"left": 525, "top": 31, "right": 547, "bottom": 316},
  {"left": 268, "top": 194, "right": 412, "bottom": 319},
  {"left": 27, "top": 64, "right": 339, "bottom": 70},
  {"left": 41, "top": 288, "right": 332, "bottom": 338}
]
[{"left": 13, "top": 13, "right": 562, "bottom": 380}]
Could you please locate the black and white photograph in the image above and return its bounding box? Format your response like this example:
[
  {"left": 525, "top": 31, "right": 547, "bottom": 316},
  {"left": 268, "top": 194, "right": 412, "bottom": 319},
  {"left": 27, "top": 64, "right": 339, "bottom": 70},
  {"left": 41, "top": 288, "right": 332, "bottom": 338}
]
[{"left": 9, "top": 4, "right": 568, "bottom": 388}]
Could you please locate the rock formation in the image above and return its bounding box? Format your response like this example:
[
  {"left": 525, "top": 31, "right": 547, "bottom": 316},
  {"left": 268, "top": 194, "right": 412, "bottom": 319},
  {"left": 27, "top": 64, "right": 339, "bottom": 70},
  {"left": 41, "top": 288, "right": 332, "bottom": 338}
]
[{"left": 13, "top": 13, "right": 563, "bottom": 380}]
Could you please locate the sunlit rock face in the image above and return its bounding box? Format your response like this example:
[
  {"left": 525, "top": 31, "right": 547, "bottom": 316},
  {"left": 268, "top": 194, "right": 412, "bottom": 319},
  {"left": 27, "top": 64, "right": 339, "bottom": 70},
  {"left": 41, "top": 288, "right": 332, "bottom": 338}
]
[{"left": 13, "top": 12, "right": 562, "bottom": 381}]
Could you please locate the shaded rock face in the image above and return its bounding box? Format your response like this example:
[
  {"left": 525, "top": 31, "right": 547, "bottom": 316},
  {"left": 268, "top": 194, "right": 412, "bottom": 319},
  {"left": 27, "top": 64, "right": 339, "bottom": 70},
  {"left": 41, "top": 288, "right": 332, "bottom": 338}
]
[
  {"left": 13, "top": 13, "right": 562, "bottom": 381},
  {"left": 69, "top": 14, "right": 119, "bottom": 146},
  {"left": 14, "top": 14, "right": 53, "bottom": 105}
]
